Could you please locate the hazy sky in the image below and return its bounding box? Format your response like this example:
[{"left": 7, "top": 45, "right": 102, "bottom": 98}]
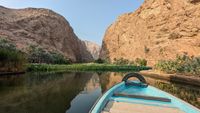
[{"left": 0, "top": 0, "right": 144, "bottom": 45}]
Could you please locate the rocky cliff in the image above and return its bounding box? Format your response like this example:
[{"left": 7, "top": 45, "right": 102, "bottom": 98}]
[
  {"left": 0, "top": 6, "right": 93, "bottom": 62},
  {"left": 82, "top": 41, "right": 100, "bottom": 60},
  {"left": 100, "top": 0, "right": 200, "bottom": 65}
]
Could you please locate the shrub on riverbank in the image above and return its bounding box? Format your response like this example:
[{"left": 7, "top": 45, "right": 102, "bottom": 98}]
[
  {"left": 113, "top": 58, "right": 134, "bottom": 65},
  {"left": 94, "top": 58, "right": 107, "bottom": 64},
  {"left": 27, "top": 45, "right": 70, "bottom": 64},
  {"left": 0, "top": 39, "right": 27, "bottom": 72},
  {"left": 0, "top": 38, "right": 71, "bottom": 72},
  {"left": 155, "top": 55, "right": 200, "bottom": 75},
  {"left": 135, "top": 58, "right": 147, "bottom": 66},
  {"left": 113, "top": 58, "right": 147, "bottom": 66}
]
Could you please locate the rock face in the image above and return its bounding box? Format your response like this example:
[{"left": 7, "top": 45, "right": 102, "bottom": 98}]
[
  {"left": 100, "top": 0, "right": 200, "bottom": 66},
  {"left": 82, "top": 41, "right": 100, "bottom": 60},
  {"left": 0, "top": 6, "right": 93, "bottom": 62}
]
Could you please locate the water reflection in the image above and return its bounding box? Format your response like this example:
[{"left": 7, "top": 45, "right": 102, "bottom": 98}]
[
  {"left": 0, "top": 72, "right": 94, "bottom": 113},
  {"left": 0, "top": 71, "right": 199, "bottom": 113},
  {"left": 66, "top": 74, "right": 101, "bottom": 113}
]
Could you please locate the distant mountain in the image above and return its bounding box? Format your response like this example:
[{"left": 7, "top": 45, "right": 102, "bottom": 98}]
[
  {"left": 0, "top": 6, "right": 93, "bottom": 62},
  {"left": 100, "top": 0, "right": 200, "bottom": 65},
  {"left": 82, "top": 40, "right": 100, "bottom": 60}
]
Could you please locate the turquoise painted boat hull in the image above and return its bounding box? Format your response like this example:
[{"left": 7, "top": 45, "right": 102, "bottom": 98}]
[{"left": 90, "top": 73, "right": 200, "bottom": 113}]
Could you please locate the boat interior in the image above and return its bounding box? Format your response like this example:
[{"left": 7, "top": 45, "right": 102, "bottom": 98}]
[
  {"left": 101, "top": 100, "right": 185, "bottom": 113},
  {"left": 101, "top": 85, "right": 186, "bottom": 113}
]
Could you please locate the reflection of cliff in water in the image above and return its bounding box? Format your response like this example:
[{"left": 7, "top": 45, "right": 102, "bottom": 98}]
[
  {"left": 98, "top": 72, "right": 110, "bottom": 92},
  {"left": 66, "top": 73, "right": 101, "bottom": 113},
  {"left": 0, "top": 72, "right": 93, "bottom": 113},
  {"left": 82, "top": 73, "right": 100, "bottom": 93},
  {"left": 98, "top": 72, "right": 123, "bottom": 92}
]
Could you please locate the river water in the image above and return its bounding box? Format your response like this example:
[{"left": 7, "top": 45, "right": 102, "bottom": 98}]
[{"left": 0, "top": 71, "right": 199, "bottom": 113}]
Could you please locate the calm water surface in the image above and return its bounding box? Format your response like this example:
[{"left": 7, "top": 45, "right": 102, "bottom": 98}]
[{"left": 0, "top": 71, "right": 199, "bottom": 113}]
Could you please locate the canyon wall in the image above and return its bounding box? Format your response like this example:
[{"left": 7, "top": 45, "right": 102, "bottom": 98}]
[
  {"left": 100, "top": 0, "right": 200, "bottom": 65},
  {"left": 0, "top": 6, "right": 93, "bottom": 62}
]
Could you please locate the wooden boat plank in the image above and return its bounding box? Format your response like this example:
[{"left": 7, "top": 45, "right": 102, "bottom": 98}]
[{"left": 102, "top": 101, "right": 185, "bottom": 113}]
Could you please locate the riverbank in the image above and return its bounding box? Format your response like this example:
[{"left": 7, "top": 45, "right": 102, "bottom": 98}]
[
  {"left": 27, "top": 63, "right": 151, "bottom": 72},
  {"left": 2, "top": 63, "right": 200, "bottom": 87},
  {"left": 139, "top": 70, "right": 200, "bottom": 87}
]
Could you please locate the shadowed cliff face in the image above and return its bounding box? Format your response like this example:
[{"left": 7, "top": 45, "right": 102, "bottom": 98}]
[
  {"left": 100, "top": 0, "right": 200, "bottom": 66},
  {"left": 0, "top": 6, "right": 93, "bottom": 62}
]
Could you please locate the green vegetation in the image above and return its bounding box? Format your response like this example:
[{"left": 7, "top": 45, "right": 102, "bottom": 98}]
[
  {"left": 27, "top": 63, "right": 151, "bottom": 72},
  {"left": 135, "top": 58, "right": 147, "bottom": 66},
  {"left": 113, "top": 58, "right": 147, "bottom": 66},
  {"left": 155, "top": 55, "right": 200, "bottom": 75},
  {"left": 0, "top": 39, "right": 27, "bottom": 72},
  {"left": 0, "top": 38, "right": 71, "bottom": 72},
  {"left": 113, "top": 58, "right": 134, "bottom": 65},
  {"left": 0, "top": 39, "right": 150, "bottom": 73},
  {"left": 27, "top": 45, "right": 71, "bottom": 64},
  {"left": 94, "top": 58, "right": 107, "bottom": 64}
]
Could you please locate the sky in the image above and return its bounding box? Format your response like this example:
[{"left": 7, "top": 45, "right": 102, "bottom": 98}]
[{"left": 0, "top": 0, "right": 144, "bottom": 45}]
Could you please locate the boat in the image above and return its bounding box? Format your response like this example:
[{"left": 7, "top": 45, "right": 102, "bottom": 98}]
[{"left": 90, "top": 73, "right": 200, "bottom": 113}]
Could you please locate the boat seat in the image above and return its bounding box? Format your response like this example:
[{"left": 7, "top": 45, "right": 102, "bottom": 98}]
[
  {"left": 101, "top": 101, "right": 185, "bottom": 113},
  {"left": 113, "top": 93, "right": 171, "bottom": 102}
]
